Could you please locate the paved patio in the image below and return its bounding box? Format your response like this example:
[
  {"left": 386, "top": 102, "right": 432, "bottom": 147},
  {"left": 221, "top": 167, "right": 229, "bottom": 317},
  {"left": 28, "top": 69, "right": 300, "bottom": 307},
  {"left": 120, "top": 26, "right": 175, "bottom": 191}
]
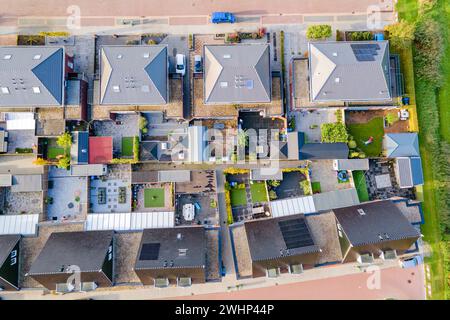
[
  {"left": 90, "top": 178, "right": 132, "bottom": 213},
  {"left": 309, "top": 160, "right": 353, "bottom": 193},
  {"left": 47, "top": 176, "right": 88, "bottom": 221},
  {"left": 295, "top": 109, "right": 338, "bottom": 143},
  {"left": 93, "top": 114, "right": 139, "bottom": 156},
  {"left": 175, "top": 193, "right": 218, "bottom": 226},
  {"left": 4, "top": 129, "right": 37, "bottom": 154}
]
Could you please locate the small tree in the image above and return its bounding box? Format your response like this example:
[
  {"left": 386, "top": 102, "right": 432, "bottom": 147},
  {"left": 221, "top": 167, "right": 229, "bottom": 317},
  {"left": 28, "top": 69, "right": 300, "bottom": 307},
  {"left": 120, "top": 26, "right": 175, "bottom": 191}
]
[
  {"left": 57, "top": 132, "right": 72, "bottom": 149},
  {"left": 385, "top": 20, "right": 415, "bottom": 49},
  {"left": 321, "top": 122, "right": 349, "bottom": 143},
  {"left": 385, "top": 113, "right": 399, "bottom": 126},
  {"left": 57, "top": 155, "right": 70, "bottom": 170},
  {"left": 306, "top": 25, "right": 332, "bottom": 40}
]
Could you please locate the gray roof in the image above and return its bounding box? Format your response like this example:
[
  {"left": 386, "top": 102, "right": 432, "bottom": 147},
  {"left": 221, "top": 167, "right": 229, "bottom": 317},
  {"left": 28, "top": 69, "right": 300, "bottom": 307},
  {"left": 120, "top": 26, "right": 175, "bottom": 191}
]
[
  {"left": 0, "top": 46, "right": 64, "bottom": 107},
  {"left": 100, "top": 45, "right": 168, "bottom": 105},
  {"left": 0, "top": 131, "right": 6, "bottom": 152},
  {"left": 70, "top": 164, "right": 107, "bottom": 176},
  {"left": 334, "top": 159, "right": 369, "bottom": 171},
  {"left": 287, "top": 132, "right": 349, "bottom": 160},
  {"left": 204, "top": 44, "right": 271, "bottom": 104},
  {"left": 313, "top": 188, "right": 360, "bottom": 212},
  {"left": 0, "top": 173, "right": 12, "bottom": 187},
  {"left": 135, "top": 227, "right": 206, "bottom": 270},
  {"left": 0, "top": 235, "right": 20, "bottom": 267},
  {"left": 158, "top": 170, "right": 191, "bottom": 183},
  {"left": 244, "top": 215, "right": 320, "bottom": 262},
  {"left": 65, "top": 79, "right": 81, "bottom": 105},
  {"left": 28, "top": 231, "right": 113, "bottom": 275},
  {"left": 308, "top": 41, "right": 391, "bottom": 102},
  {"left": 250, "top": 169, "right": 283, "bottom": 181},
  {"left": 396, "top": 157, "right": 424, "bottom": 188},
  {"left": 385, "top": 133, "right": 420, "bottom": 158},
  {"left": 333, "top": 200, "right": 421, "bottom": 247},
  {"left": 11, "top": 174, "right": 43, "bottom": 192}
]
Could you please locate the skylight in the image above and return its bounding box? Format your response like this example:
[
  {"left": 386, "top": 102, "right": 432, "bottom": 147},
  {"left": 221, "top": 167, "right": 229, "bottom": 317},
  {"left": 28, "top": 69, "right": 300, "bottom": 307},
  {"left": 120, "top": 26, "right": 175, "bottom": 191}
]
[
  {"left": 223, "top": 54, "right": 231, "bottom": 59},
  {"left": 143, "top": 53, "right": 150, "bottom": 58},
  {"left": 219, "top": 81, "right": 228, "bottom": 88},
  {"left": 117, "top": 54, "right": 123, "bottom": 59},
  {"left": 1, "top": 87, "right": 10, "bottom": 94},
  {"left": 32, "top": 87, "right": 41, "bottom": 94},
  {"left": 113, "top": 85, "right": 120, "bottom": 93},
  {"left": 33, "top": 54, "right": 42, "bottom": 60},
  {"left": 3, "top": 54, "right": 12, "bottom": 60}
]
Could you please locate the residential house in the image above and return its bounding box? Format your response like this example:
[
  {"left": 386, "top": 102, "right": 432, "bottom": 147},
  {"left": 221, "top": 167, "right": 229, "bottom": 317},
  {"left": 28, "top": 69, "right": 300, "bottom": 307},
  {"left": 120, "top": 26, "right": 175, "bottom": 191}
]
[
  {"left": 287, "top": 132, "right": 349, "bottom": 160},
  {"left": 0, "top": 235, "right": 20, "bottom": 291},
  {"left": 27, "top": 231, "right": 114, "bottom": 291},
  {"left": 134, "top": 226, "right": 206, "bottom": 287}
]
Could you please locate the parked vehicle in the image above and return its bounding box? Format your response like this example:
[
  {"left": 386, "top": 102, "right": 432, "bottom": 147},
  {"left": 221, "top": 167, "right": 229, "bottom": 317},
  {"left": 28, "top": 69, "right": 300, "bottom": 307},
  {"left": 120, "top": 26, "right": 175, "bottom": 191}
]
[
  {"left": 194, "top": 55, "right": 202, "bottom": 73},
  {"left": 175, "top": 53, "right": 186, "bottom": 76},
  {"left": 211, "top": 12, "right": 236, "bottom": 24},
  {"left": 401, "top": 255, "right": 423, "bottom": 269}
]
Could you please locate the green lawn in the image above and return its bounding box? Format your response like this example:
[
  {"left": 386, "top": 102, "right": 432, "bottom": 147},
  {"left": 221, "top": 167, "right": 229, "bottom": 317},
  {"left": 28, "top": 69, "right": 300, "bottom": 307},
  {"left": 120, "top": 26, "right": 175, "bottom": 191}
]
[
  {"left": 144, "top": 188, "right": 165, "bottom": 208},
  {"left": 250, "top": 182, "right": 268, "bottom": 203},
  {"left": 121, "top": 137, "right": 134, "bottom": 157},
  {"left": 438, "top": 0, "right": 450, "bottom": 144},
  {"left": 47, "top": 146, "right": 65, "bottom": 159},
  {"left": 311, "top": 181, "right": 321, "bottom": 194},
  {"left": 352, "top": 171, "right": 369, "bottom": 202},
  {"left": 396, "top": 0, "right": 418, "bottom": 22},
  {"left": 347, "top": 117, "right": 384, "bottom": 157},
  {"left": 230, "top": 188, "right": 247, "bottom": 207}
]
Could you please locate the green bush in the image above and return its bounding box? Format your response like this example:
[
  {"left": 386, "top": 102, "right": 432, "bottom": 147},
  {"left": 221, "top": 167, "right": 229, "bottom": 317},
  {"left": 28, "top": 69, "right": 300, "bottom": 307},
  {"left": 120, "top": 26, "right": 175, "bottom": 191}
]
[
  {"left": 385, "top": 20, "right": 415, "bottom": 49},
  {"left": 269, "top": 190, "right": 277, "bottom": 200},
  {"left": 385, "top": 113, "right": 399, "bottom": 126},
  {"left": 15, "top": 148, "right": 33, "bottom": 154},
  {"left": 306, "top": 25, "right": 332, "bottom": 40},
  {"left": 348, "top": 140, "right": 357, "bottom": 149},
  {"left": 57, "top": 155, "right": 70, "bottom": 170},
  {"left": 133, "top": 136, "right": 140, "bottom": 162},
  {"left": 350, "top": 31, "right": 373, "bottom": 41},
  {"left": 57, "top": 132, "right": 72, "bottom": 149},
  {"left": 321, "top": 122, "right": 349, "bottom": 143}
]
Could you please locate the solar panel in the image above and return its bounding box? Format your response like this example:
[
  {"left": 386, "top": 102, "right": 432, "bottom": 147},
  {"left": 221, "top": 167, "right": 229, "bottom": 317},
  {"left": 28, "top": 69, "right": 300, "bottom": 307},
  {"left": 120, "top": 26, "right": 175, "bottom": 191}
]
[
  {"left": 278, "top": 218, "right": 315, "bottom": 249},
  {"left": 139, "top": 243, "right": 160, "bottom": 260},
  {"left": 350, "top": 43, "right": 380, "bottom": 62}
]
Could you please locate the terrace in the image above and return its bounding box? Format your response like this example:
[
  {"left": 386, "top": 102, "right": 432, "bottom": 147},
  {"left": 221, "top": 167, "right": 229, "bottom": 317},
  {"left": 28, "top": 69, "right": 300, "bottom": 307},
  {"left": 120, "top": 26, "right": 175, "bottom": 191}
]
[
  {"left": 0, "top": 187, "right": 42, "bottom": 215},
  {"left": 268, "top": 170, "right": 309, "bottom": 201},
  {"left": 175, "top": 193, "right": 219, "bottom": 226},
  {"left": 309, "top": 160, "right": 354, "bottom": 194},
  {"left": 295, "top": 109, "right": 339, "bottom": 143},
  {"left": 89, "top": 177, "right": 132, "bottom": 213},
  {"left": 132, "top": 182, "right": 173, "bottom": 212}
]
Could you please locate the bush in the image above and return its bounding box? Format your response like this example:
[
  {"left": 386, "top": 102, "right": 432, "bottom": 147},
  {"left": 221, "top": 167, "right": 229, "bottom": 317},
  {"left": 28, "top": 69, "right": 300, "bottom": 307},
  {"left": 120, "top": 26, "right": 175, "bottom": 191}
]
[
  {"left": 385, "top": 20, "right": 415, "bottom": 49},
  {"left": 321, "top": 122, "right": 349, "bottom": 143},
  {"left": 306, "top": 25, "right": 332, "bottom": 40},
  {"left": 38, "top": 31, "right": 70, "bottom": 37},
  {"left": 57, "top": 155, "right": 70, "bottom": 170},
  {"left": 350, "top": 31, "right": 373, "bottom": 41},
  {"left": 385, "top": 113, "right": 399, "bottom": 126},
  {"left": 269, "top": 190, "right": 277, "bottom": 200},
  {"left": 33, "top": 157, "right": 49, "bottom": 166},
  {"left": 110, "top": 158, "right": 138, "bottom": 164},
  {"left": 348, "top": 140, "right": 357, "bottom": 149},
  {"left": 57, "top": 132, "right": 72, "bottom": 149},
  {"left": 139, "top": 116, "right": 148, "bottom": 130},
  {"left": 223, "top": 168, "right": 250, "bottom": 175},
  {"left": 268, "top": 180, "right": 281, "bottom": 187},
  {"left": 300, "top": 180, "right": 312, "bottom": 196},
  {"left": 133, "top": 136, "right": 140, "bottom": 162},
  {"left": 15, "top": 148, "right": 33, "bottom": 154}
]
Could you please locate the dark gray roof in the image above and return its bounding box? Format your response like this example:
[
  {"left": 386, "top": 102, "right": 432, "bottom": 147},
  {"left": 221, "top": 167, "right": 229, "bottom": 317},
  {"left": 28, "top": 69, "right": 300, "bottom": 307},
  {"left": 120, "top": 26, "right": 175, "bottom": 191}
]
[
  {"left": 300, "top": 143, "right": 349, "bottom": 160},
  {"left": 28, "top": 231, "right": 113, "bottom": 275},
  {"left": 333, "top": 200, "right": 421, "bottom": 247},
  {"left": 100, "top": 45, "right": 168, "bottom": 105},
  {"left": 309, "top": 41, "right": 391, "bottom": 102},
  {"left": 65, "top": 79, "right": 81, "bottom": 105},
  {"left": 0, "top": 235, "right": 20, "bottom": 267},
  {"left": 385, "top": 133, "right": 420, "bottom": 158},
  {"left": 135, "top": 227, "right": 206, "bottom": 270},
  {"left": 244, "top": 215, "right": 320, "bottom": 262},
  {"left": 204, "top": 44, "right": 271, "bottom": 104},
  {"left": 0, "top": 46, "right": 64, "bottom": 107},
  {"left": 70, "top": 131, "right": 89, "bottom": 164}
]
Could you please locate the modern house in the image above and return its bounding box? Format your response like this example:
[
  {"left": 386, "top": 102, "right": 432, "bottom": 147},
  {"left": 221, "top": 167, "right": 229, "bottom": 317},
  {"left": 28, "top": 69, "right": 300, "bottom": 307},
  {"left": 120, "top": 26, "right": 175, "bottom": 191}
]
[
  {"left": 0, "top": 46, "right": 69, "bottom": 109},
  {"left": 242, "top": 215, "right": 321, "bottom": 278},
  {"left": 384, "top": 133, "right": 424, "bottom": 188},
  {"left": 0, "top": 235, "right": 21, "bottom": 291},
  {"left": 333, "top": 200, "right": 421, "bottom": 263},
  {"left": 204, "top": 44, "right": 271, "bottom": 104},
  {"left": 308, "top": 41, "right": 392, "bottom": 103},
  {"left": 27, "top": 231, "right": 114, "bottom": 291},
  {"left": 134, "top": 226, "right": 206, "bottom": 287}
]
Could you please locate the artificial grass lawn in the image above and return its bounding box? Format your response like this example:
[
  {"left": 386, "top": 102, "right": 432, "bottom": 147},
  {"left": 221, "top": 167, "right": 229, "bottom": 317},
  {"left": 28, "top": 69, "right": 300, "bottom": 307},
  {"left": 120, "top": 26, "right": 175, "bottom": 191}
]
[
  {"left": 144, "top": 188, "right": 165, "bottom": 208},
  {"left": 121, "top": 137, "right": 134, "bottom": 157},
  {"left": 352, "top": 170, "right": 369, "bottom": 202},
  {"left": 47, "top": 146, "right": 65, "bottom": 159},
  {"left": 347, "top": 117, "right": 384, "bottom": 157},
  {"left": 311, "top": 181, "right": 321, "bottom": 194},
  {"left": 250, "top": 182, "right": 268, "bottom": 203},
  {"left": 230, "top": 188, "right": 247, "bottom": 207}
]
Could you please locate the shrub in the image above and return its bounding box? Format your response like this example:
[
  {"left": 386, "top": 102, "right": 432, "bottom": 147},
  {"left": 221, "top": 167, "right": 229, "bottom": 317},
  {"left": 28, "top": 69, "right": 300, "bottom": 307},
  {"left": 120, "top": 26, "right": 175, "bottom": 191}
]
[
  {"left": 385, "top": 113, "right": 399, "bottom": 126},
  {"left": 223, "top": 168, "right": 249, "bottom": 175},
  {"left": 38, "top": 31, "right": 70, "bottom": 37},
  {"left": 33, "top": 157, "right": 49, "bottom": 166},
  {"left": 349, "top": 151, "right": 360, "bottom": 158},
  {"left": 306, "top": 25, "right": 332, "bottom": 40},
  {"left": 350, "top": 31, "right": 373, "bottom": 41},
  {"left": 133, "top": 136, "right": 140, "bottom": 162},
  {"left": 57, "top": 155, "right": 70, "bottom": 170},
  {"left": 321, "top": 122, "right": 349, "bottom": 143},
  {"left": 147, "top": 39, "right": 156, "bottom": 45},
  {"left": 385, "top": 20, "right": 415, "bottom": 49},
  {"left": 269, "top": 190, "right": 277, "bottom": 200},
  {"left": 15, "top": 148, "right": 33, "bottom": 154},
  {"left": 300, "top": 180, "right": 312, "bottom": 196},
  {"left": 57, "top": 132, "right": 72, "bottom": 149},
  {"left": 268, "top": 180, "right": 281, "bottom": 187},
  {"left": 348, "top": 140, "right": 357, "bottom": 149},
  {"left": 139, "top": 116, "right": 148, "bottom": 130},
  {"left": 110, "top": 158, "right": 138, "bottom": 164}
]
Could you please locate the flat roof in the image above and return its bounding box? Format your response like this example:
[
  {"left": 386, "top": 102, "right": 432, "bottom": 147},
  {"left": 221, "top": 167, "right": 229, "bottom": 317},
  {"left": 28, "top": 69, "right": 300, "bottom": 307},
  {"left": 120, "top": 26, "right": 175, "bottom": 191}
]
[
  {"left": 0, "top": 235, "right": 20, "bottom": 267},
  {"left": 100, "top": 45, "right": 168, "bottom": 105},
  {"left": 28, "top": 231, "right": 114, "bottom": 275},
  {"left": 135, "top": 226, "right": 206, "bottom": 270},
  {"left": 85, "top": 212, "right": 175, "bottom": 231},
  {"left": 204, "top": 44, "right": 271, "bottom": 104},
  {"left": 88, "top": 136, "right": 113, "bottom": 164},
  {"left": 333, "top": 200, "right": 421, "bottom": 247},
  {"left": 70, "top": 131, "right": 89, "bottom": 164},
  {"left": 244, "top": 214, "right": 320, "bottom": 262},
  {"left": 0, "top": 46, "right": 64, "bottom": 107},
  {"left": 11, "top": 174, "right": 43, "bottom": 192}
]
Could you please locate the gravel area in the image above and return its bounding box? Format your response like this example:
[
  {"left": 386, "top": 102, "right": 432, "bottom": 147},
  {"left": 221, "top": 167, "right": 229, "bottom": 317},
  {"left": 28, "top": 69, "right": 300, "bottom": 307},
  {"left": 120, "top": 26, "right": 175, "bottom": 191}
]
[
  {"left": 230, "top": 225, "right": 253, "bottom": 278},
  {"left": 2, "top": 190, "right": 42, "bottom": 215},
  {"left": 205, "top": 228, "right": 220, "bottom": 281},
  {"left": 114, "top": 232, "right": 142, "bottom": 284}
]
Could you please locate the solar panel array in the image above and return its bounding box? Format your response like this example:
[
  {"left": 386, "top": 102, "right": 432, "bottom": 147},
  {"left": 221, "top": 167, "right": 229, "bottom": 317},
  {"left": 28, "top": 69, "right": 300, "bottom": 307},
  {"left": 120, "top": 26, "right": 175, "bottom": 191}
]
[
  {"left": 278, "top": 218, "right": 314, "bottom": 249},
  {"left": 350, "top": 43, "right": 381, "bottom": 62},
  {"left": 139, "top": 243, "right": 160, "bottom": 260}
]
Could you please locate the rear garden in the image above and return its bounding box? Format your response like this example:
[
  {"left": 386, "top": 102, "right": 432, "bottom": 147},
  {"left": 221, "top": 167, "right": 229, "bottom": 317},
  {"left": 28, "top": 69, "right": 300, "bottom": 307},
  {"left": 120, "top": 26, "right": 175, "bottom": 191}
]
[{"left": 144, "top": 188, "right": 165, "bottom": 207}]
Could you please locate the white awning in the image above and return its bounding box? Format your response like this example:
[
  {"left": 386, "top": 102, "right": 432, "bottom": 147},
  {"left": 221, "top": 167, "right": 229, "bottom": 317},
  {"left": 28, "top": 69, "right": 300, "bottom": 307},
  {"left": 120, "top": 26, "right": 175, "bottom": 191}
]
[
  {"left": 85, "top": 212, "right": 174, "bottom": 231},
  {"left": 270, "top": 196, "right": 316, "bottom": 218},
  {"left": 0, "top": 214, "right": 39, "bottom": 235}
]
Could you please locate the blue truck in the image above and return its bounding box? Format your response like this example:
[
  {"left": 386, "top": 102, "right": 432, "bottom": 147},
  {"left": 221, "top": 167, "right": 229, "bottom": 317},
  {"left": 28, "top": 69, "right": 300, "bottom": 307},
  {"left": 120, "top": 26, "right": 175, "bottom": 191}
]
[{"left": 211, "top": 12, "right": 236, "bottom": 24}]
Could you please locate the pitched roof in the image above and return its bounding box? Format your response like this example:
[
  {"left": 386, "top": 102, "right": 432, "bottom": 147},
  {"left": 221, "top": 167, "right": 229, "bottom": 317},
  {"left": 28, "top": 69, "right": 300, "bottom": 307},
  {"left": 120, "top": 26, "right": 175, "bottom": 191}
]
[
  {"left": 396, "top": 157, "right": 424, "bottom": 188},
  {"left": 28, "top": 231, "right": 113, "bottom": 275},
  {"left": 385, "top": 133, "right": 420, "bottom": 158},
  {"left": 135, "top": 226, "right": 206, "bottom": 270},
  {"left": 0, "top": 235, "right": 20, "bottom": 267},
  {"left": 287, "top": 132, "right": 349, "bottom": 160},
  {"left": 0, "top": 46, "right": 64, "bottom": 107},
  {"left": 308, "top": 41, "right": 391, "bottom": 102},
  {"left": 333, "top": 200, "right": 421, "bottom": 247},
  {"left": 244, "top": 215, "right": 320, "bottom": 262},
  {"left": 99, "top": 45, "right": 168, "bottom": 105},
  {"left": 204, "top": 44, "right": 271, "bottom": 104}
]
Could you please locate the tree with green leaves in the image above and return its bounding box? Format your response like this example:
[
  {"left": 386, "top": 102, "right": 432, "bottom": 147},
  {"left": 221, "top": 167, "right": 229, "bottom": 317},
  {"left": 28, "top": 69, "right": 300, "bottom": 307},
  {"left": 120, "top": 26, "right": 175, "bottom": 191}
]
[
  {"left": 306, "top": 25, "right": 332, "bottom": 40},
  {"left": 57, "top": 132, "right": 72, "bottom": 149},
  {"left": 57, "top": 155, "right": 70, "bottom": 170}
]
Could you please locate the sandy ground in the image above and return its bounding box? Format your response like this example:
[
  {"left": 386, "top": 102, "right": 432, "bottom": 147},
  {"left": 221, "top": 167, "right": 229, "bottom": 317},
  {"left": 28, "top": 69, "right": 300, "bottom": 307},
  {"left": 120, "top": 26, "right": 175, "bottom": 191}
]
[{"left": 177, "top": 265, "right": 426, "bottom": 300}]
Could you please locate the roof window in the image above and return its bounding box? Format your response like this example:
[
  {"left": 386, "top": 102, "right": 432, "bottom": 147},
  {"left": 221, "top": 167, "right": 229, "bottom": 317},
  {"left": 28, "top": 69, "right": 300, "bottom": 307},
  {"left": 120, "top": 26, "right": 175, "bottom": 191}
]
[
  {"left": 3, "top": 54, "right": 12, "bottom": 60},
  {"left": 112, "top": 85, "right": 120, "bottom": 93},
  {"left": 33, "top": 54, "right": 42, "bottom": 60},
  {"left": 32, "top": 87, "right": 41, "bottom": 94},
  {"left": 223, "top": 54, "right": 231, "bottom": 59},
  {"left": 1, "top": 87, "right": 10, "bottom": 94},
  {"left": 219, "top": 81, "right": 228, "bottom": 88}
]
